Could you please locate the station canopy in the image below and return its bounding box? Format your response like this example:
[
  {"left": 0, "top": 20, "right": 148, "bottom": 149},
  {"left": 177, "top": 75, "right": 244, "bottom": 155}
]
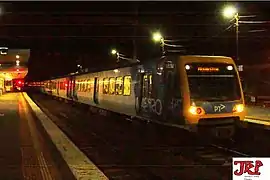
[{"left": 0, "top": 49, "right": 30, "bottom": 80}]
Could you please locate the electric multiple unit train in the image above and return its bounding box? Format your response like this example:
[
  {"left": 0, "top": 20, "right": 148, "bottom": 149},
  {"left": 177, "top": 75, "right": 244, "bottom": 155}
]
[{"left": 32, "top": 55, "right": 246, "bottom": 137}]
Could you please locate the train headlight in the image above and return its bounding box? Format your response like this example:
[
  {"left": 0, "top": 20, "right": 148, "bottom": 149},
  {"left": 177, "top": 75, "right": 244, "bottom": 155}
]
[
  {"left": 185, "top": 65, "right": 191, "bottom": 70},
  {"left": 226, "top": 65, "right": 233, "bottom": 71},
  {"left": 233, "top": 104, "right": 244, "bottom": 113},
  {"left": 189, "top": 106, "right": 204, "bottom": 115}
]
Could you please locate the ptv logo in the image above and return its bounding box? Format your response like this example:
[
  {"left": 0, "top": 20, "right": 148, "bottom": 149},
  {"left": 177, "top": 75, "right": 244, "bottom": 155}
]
[{"left": 234, "top": 160, "right": 263, "bottom": 176}]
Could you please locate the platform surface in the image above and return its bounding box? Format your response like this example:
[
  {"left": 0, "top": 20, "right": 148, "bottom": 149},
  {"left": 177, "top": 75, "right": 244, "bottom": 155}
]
[{"left": 0, "top": 92, "right": 63, "bottom": 180}]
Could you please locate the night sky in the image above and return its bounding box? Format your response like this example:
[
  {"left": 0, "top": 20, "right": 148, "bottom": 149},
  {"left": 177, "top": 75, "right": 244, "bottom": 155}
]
[{"left": 1, "top": 2, "right": 270, "bottom": 81}]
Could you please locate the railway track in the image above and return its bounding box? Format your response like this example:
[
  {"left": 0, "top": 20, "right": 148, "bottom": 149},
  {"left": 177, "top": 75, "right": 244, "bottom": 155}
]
[{"left": 28, "top": 92, "right": 256, "bottom": 180}]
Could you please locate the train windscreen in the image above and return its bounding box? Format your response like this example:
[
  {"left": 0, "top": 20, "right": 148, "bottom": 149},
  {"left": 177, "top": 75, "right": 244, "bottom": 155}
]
[{"left": 185, "top": 63, "right": 241, "bottom": 101}]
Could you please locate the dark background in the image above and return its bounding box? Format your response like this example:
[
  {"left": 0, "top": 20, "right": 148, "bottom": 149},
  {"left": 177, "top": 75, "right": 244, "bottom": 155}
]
[{"left": 0, "top": 2, "right": 269, "bottom": 81}]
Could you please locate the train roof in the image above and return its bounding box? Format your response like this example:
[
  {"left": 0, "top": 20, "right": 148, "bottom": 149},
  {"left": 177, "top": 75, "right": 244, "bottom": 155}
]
[{"left": 42, "top": 54, "right": 233, "bottom": 81}]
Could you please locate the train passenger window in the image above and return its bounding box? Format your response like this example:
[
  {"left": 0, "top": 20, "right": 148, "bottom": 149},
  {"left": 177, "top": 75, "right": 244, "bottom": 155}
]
[
  {"left": 123, "top": 76, "right": 131, "bottom": 96},
  {"left": 87, "top": 79, "right": 91, "bottom": 92},
  {"left": 82, "top": 81, "right": 86, "bottom": 92},
  {"left": 79, "top": 81, "right": 82, "bottom": 92},
  {"left": 75, "top": 81, "right": 79, "bottom": 91},
  {"left": 109, "top": 78, "right": 115, "bottom": 95},
  {"left": 103, "top": 78, "right": 109, "bottom": 94},
  {"left": 85, "top": 80, "right": 89, "bottom": 92},
  {"left": 149, "top": 74, "right": 153, "bottom": 97},
  {"left": 83, "top": 80, "right": 87, "bottom": 92},
  {"left": 115, "top": 77, "right": 123, "bottom": 95},
  {"left": 83, "top": 81, "right": 85, "bottom": 92}
]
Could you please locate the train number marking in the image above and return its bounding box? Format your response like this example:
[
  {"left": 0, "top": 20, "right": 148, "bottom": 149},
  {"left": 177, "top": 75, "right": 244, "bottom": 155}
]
[
  {"left": 141, "top": 98, "right": 162, "bottom": 116},
  {"left": 214, "top": 104, "right": 225, "bottom": 112}
]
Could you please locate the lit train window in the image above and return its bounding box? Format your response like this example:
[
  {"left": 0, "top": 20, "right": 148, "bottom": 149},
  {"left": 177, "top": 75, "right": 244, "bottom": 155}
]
[
  {"left": 81, "top": 81, "right": 84, "bottom": 92},
  {"left": 87, "top": 79, "right": 91, "bottom": 92},
  {"left": 75, "top": 81, "right": 79, "bottom": 91},
  {"left": 80, "top": 81, "right": 83, "bottom": 92},
  {"left": 82, "top": 80, "right": 86, "bottom": 92},
  {"left": 149, "top": 74, "right": 153, "bottom": 97},
  {"left": 82, "top": 81, "right": 84, "bottom": 92},
  {"left": 85, "top": 80, "right": 88, "bottom": 92},
  {"left": 109, "top": 78, "right": 116, "bottom": 95},
  {"left": 123, "top": 76, "right": 131, "bottom": 96},
  {"left": 115, "top": 77, "right": 123, "bottom": 95},
  {"left": 103, "top": 78, "right": 109, "bottom": 94}
]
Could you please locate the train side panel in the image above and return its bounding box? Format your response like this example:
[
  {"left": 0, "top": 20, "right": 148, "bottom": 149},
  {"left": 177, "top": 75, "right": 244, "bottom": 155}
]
[
  {"left": 74, "top": 67, "right": 136, "bottom": 116},
  {"left": 75, "top": 74, "right": 94, "bottom": 104},
  {"left": 96, "top": 67, "right": 136, "bottom": 116}
]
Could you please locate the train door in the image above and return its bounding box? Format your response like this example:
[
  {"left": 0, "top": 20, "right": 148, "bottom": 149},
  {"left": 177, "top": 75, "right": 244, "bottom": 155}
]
[
  {"left": 57, "top": 81, "right": 59, "bottom": 95},
  {"left": 66, "top": 78, "right": 72, "bottom": 98},
  {"left": 135, "top": 73, "right": 144, "bottom": 114},
  {"left": 93, "top": 77, "right": 99, "bottom": 104},
  {"left": 163, "top": 60, "right": 183, "bottom": 123},
  {"left": 141, "top": 72, "right": 162, "bottom": 118},
  {"left": 68, "top": 78, "right": 74, "bottom": 99},
  {"left": 72, "top": 77, "right": 77, "bottom": 100}
]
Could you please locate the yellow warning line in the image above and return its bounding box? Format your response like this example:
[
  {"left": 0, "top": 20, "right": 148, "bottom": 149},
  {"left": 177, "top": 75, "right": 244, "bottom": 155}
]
[
  {"left": 22, "top": 92, "right": 108, "bottom": 180},
  {"left": 245, "top": 116, "right": 270, "bottom": 122},
  {"left": 19, "top": 93, "right": 53, "bottom": 180}
]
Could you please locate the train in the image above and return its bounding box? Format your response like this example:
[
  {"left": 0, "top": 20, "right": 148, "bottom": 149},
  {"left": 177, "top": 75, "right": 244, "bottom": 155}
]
[
  {"left": 30, "top": 55, "right": 246, "bottom": 138},
  {"left": 0, "top": 77, "right": 4, "bottom": 95},
  {"left": 4, "top": 78, "right": 25, "bottom": 92}
]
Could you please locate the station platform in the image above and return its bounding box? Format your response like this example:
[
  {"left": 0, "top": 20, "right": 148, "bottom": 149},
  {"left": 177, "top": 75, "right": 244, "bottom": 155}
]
[
  {"left": 0, "top": 92, "right": 108, "bottom": 180},
  {"left": 245, "top": 105, "right": 270, "bottom": 126}
]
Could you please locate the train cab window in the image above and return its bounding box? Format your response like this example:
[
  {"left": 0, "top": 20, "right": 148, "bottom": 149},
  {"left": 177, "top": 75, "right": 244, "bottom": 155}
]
[
  {"left": 109, "top": 78, "right": 115, "bottom": 95},
  {"left": 123, "top": 76, "right": 131, "bottom": 96},
  {"left": 103, "top": 78, "right": 109, "bottom": 94},
  {"left": 115, "top": 77, "right": 123, "bottom": 95}
]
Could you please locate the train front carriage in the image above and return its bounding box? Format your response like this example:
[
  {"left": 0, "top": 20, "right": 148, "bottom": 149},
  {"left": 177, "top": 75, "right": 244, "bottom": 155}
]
[{"left": 178, "top": 56, "right": 246, "bottom": 137}]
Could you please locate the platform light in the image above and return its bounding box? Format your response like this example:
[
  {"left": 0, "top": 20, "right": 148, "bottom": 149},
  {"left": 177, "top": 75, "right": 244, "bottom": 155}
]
[
  {"left": 223, "top": 5, "right": 238, "bottom": 19},
  {"left": 111, "top": 49, "right": 117, "bottom": 55},
  {"left": 152, "top": 31, "right": 163, "bottom": 43},
  {"left": 16, "top": 60, "right": 20, "bottom": 66},
  {"left": 16, "top": 55, "right": 20, "bottom": 59},
  {"left": 16, "top": 69, "right": 19, "bottom": 72}
]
